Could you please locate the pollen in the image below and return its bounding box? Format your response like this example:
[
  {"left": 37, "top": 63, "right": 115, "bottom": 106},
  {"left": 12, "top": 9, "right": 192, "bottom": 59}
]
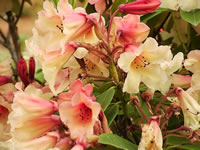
[
  {"left": 56, "top": 24, "right": 64, "bottom": 33},
  {"left": 131, "top": 55, "right": 150, "bottom": 69}
]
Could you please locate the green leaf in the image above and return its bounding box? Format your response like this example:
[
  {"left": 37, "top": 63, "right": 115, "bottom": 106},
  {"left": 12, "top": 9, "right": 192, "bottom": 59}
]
[
  {"left": 167, "top": 136, "right": 191, "bottom": 145},
  {"left": 167, "top": 144, "right": 200, "bottom": 150},
  {"left": 98, "top": 133, "right": 137, "bottom": 150},
  {"left": 141, "top": 8, "right": 169, "bottom": 22},
  {"left": 35, "top": 70, "right": 45, "bottom": 83},
  {"left": 180, "top": 9, "right": 200, "bottom": 26},
  {"left": 111, "top": 0, "right": 126, "bottom": 13},
  {"left": 96, "top": 87, "right": 115, "bottom": 111},
  {"left": 105, "top": 104, "right": 119, "bottom": 125}
]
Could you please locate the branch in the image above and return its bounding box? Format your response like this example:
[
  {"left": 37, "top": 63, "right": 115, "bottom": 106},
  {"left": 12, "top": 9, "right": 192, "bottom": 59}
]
[
  {"left": 15, "top": 0, "right": 25, "bottom": 24},
  {"left": 7, "top": 11, "right": 21, "bottom": 62}
]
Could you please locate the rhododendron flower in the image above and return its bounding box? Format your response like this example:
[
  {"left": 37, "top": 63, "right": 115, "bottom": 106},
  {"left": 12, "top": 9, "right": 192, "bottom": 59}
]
[
  {"left": 8, "top": 85, "right": 60, "bottom": 143},
  {"left": 112, "top": 14, "right": 150, "bottom": 46},
  {"left": 176, "top": 87, "right": 200, "bottom": 130},
  {"left": 184, "top": 50, "right": 200, "bottom": 90},
  {"left": 138, "top": 116, "right": 163, "bottom": 150},
  {"left": 27, "top": 41, "right": 77, "bottom": 95},
  {"left": 89, "top": 0, "right": 106, "bottom": 14},
  {"left": 158, "top": 52, "right": 183, "bottom": 93},
  {"left": 119, "top": 0, "right": 161, "bottom": 15},
  {"left": 118, "top": 37, "right": 182, "bottom": 94},
  {"left": 59, "top": 80, "right": 101, "bottom": 139}
]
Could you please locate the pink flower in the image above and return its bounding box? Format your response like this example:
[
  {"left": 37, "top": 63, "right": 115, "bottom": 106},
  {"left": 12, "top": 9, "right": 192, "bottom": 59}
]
[
  {"left": 8, "top": 85, "right": 60, "bottom": 142},
  {"left": 112, "top": 14, "right": 149, "bottom": 46},
  {"left": 119, "top": 0, "right": 161, "bottom": 15},
  {"left": 59, "top": 80, "right": 101, "bottom": 139}
]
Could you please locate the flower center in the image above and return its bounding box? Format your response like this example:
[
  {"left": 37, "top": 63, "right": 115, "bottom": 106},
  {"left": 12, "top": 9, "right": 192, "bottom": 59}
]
[
  {"left": 56, "top": 24, "right": 64, "bottom": 33},
  {"left": 131, "top": 55, "right": 150, "bottom": 69},
  {"left": 79, "top": 103, "right": 92, "bottom": 122}
]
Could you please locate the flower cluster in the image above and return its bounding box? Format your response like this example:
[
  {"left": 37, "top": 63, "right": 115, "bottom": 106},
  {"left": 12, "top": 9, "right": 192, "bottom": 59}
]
[{"left": 1, "top": 0, "right": 200, "bottom": 150}]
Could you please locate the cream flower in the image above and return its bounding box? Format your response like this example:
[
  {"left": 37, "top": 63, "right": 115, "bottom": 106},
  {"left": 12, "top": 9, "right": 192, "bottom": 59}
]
[
  {"left": 118, "top": 37, "right": 179, "bottom": 94},
  {"left": 138, "top": 116, "right": 163, "bottom": 150},
  {"left": 184, "top": 50, "right": 200, "bottom": 90},
  {"left": 176, "top": 87, "right": 200, "bottom": 130},
  {"left": 161, "top": 0, "right": 200, "bottom": 12}
]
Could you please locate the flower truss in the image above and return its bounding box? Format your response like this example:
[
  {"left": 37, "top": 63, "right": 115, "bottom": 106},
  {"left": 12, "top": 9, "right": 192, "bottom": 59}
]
[{"left": 1, "top": 0, "right": 200, "bottom": 150}]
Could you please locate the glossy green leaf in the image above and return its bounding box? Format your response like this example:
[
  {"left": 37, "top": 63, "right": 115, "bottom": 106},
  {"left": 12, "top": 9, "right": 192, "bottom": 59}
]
[
  {"left": 105, "top": 104, "right": 119, "bottom": 125},
  {"left": 96, "top": 87, "right": 115, "bottom": 111},
  {"left": 141, "top": 9, "right": 166, "bottom": 23},
  {"left": 167, "top": 136, "right": 191, "bottom": 145},
  {"left": 98, "top": 133, "right": 137, "bottom": 150},
  {"left": 180, "top": 9, "right": 200, "bottom": 26}
]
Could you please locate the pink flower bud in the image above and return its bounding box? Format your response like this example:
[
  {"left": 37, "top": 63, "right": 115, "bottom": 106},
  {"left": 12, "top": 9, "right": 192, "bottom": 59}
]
[
  {"left": 119, "top": 0, "right": 161, "bottom": 15},
  {"left": 29, "top": 57, "right": 35, "bottom": 81},
  {"left": 17, "top": 58, "right": 30, "bottom": 87},
  {"left": 0, "top": 75, "right": 12, "bottom": 86}
]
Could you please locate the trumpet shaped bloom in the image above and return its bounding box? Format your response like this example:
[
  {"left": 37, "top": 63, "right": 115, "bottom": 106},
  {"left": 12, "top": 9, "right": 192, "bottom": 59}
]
[
  {"left": 112, "top": 14, "right": 149, "bottom": 46},
  {"left": 8, "top": 85, "right": 59, "bottom": 142},
  {"left": 59, "top": 80, "right": 101, "bottom": 139},
  {"left": 118, "top": 37, "right": 181, "bottom": 94},
  {"left": 176, "top": 88, "right": 200, "bottom": 130},
  {"left": 119, "top": 0, "right": 161, "bottom": 15},
  {"left": 27, "top": 41, "right": 77, "bottom": 95},
  {"left": 138, "top": 116, "right": 163, "bottom": 150}
]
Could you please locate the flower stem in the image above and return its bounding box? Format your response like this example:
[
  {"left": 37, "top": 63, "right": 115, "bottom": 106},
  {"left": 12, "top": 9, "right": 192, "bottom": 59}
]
[
  {"left": 107, "top": 8, "right": 119, "bottom": 51},
  {"left": 155, "top": 88, "right": 177, "bottom": 114},
  {"left": 130, "top": 96, "right": 148, "bottom": 122}
]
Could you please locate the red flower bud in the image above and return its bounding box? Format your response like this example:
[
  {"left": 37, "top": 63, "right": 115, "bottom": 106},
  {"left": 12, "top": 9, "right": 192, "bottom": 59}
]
[
  {"left": 29, "top": 57, "right": 35, "bottom": 81},
  {"left": 119, "top": 0, "right": 161, "bottom": 15},
  {"left": 17, "top": 58, "right": 30, "bottom": 87},
  {"left": 0, "top": 76, "right": 12, "bottom": 86}
]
